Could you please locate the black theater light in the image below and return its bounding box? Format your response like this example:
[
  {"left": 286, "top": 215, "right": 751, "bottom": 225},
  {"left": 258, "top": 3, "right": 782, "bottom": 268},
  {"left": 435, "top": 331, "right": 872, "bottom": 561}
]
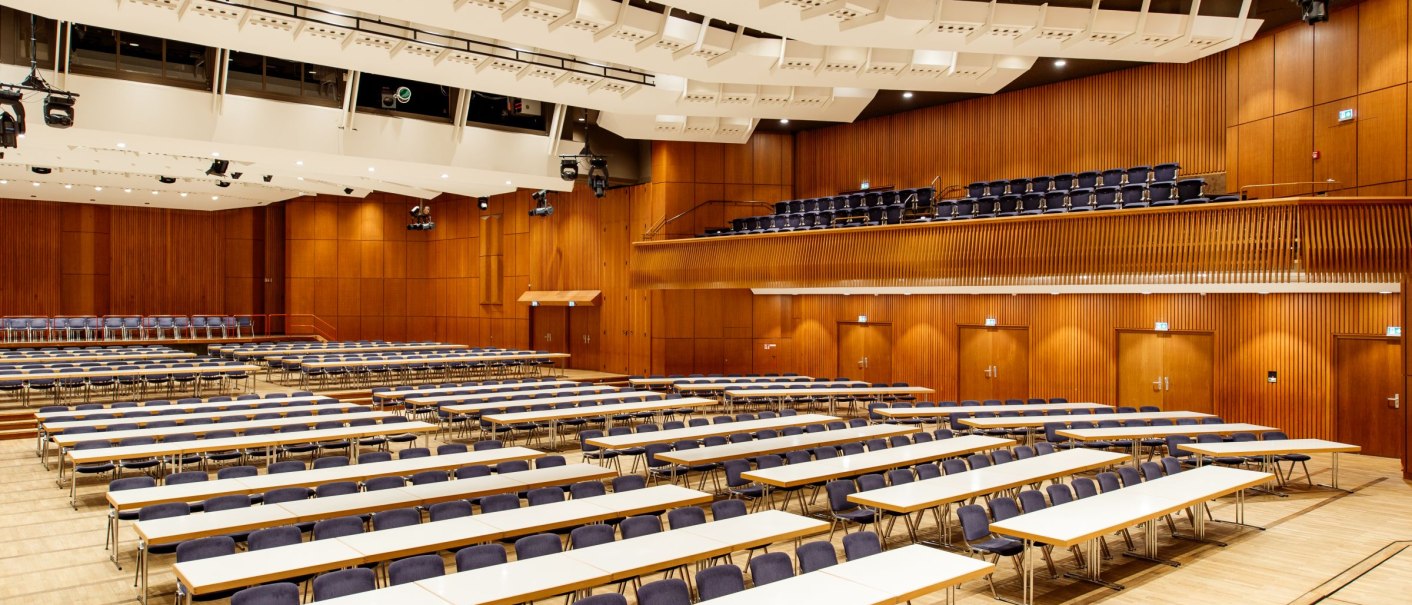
[
  {"left": 42, "top": 94, "right": 75, "bottom": 128},
  {"left": 205, "top": 159, "right": 229, "bottom": 177}
]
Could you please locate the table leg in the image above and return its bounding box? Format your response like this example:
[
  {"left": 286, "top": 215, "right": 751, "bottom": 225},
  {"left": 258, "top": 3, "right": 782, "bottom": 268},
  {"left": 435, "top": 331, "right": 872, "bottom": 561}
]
[
  {"left": 1062, "top": 538, "right": 1124, "bottom": 590},
  {"left": 1317, "top": 452, "right": 1352, "bottom": 493},
  {"left": 1123, "top": 519, "right": 1180, "bottom": 567},
  {"left": 1249, "top": 454, "right": 1288, "bottom": 497},
  {"left": 1131, "top": 440, "right": 1140, "bottom": 468},
  {"left": 1022, "top": 539, "right": 1035, "bottom": 605},
  {"left": 549, "top": 420, "right": 559, "bottom": 450}
]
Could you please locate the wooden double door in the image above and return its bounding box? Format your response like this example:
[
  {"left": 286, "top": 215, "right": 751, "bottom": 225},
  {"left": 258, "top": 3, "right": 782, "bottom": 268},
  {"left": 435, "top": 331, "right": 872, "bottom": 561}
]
[
  {"left": 1117, "top": 331, "right": 1213, "bottom": 413},
  {"left": 838, "top": 323, "right": 893, "bottom": 384},
  {"left": 1335, "top": 337, "right": 1404, "bottom": 459},
  {"left": 958, "top": 326, "right": 1029, "bottom": 401},
  {"left": 530, "top": 306, "right": 600, "bottom": 369}
]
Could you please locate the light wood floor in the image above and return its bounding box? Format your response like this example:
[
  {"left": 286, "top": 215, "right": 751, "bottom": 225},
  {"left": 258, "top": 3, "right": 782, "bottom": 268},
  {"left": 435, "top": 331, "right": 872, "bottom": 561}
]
[{"left": 4, "top": 378, "right": 1410, "bottom": 605}]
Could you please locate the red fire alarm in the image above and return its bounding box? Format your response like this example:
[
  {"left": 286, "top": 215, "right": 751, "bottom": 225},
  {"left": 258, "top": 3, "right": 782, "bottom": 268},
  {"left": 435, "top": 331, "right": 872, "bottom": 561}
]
[{"left": 1312, "top": 150, "right": 1321, "bottom": 159}]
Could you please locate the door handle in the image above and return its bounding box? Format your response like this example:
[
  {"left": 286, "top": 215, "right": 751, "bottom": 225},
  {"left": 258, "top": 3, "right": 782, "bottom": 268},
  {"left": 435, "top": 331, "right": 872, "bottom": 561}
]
[
  {"left": 1391, "top": 394, "right": 1401, "bottom": 409},
  {"left": 991, "top": 365, "right": 998, "bottom": 379},
  {"left": 1153, "top": 377, "right": 1163, "bottom": 391},
  {"left": 863, "top": 356, "right": 869, "bottom": 369},
  {"left": 983, "top": 366, "right": 992, "bottom": 378},
  {"left": 1164, "top": 377, "right": 1170, "bottom": 391}
]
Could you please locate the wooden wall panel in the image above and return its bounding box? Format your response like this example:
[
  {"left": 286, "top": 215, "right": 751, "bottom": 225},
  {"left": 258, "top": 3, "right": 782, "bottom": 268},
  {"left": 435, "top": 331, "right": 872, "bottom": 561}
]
[
  {"left": 1237, "top": 118, "right": 1275, "bottom": 196},
  {"left": 1358, "top": 0, "right": 1408, "bottom": 94},
  {"left": 794, "top": 56, "right": 1226, "bottom": 198},
  {"left": 1358, "top": 84, "right": 1409, "bottom": 186},
  {"left": 1271, "top": 109, "right": 1315, "bottom": 197},
  {"left": 1274, "top": 25, "right": 1315, "bottom": 115},
  {"left": 1314, "top": 100, "right": 1359, "bottom": 187},
  {"left": 1314, "top": 3, "right": 1360, "bottom": 105},
  {"left": 1238, "top": 34, "right": 1276, "bottom": 124}
]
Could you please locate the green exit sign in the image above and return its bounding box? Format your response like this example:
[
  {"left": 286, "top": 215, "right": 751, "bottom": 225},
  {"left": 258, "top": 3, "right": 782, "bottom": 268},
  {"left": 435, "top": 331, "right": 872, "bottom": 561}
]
[{"left": 1337, "top": 108, "right": 1355, "bottom": 122}]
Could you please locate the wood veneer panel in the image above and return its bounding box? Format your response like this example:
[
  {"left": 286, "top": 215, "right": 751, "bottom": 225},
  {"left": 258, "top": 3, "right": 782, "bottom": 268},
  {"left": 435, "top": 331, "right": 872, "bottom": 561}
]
[
  {"left": 1358, "top": 84, "right": 1409, "bottom": 186},
  {"left": 1238, "top": 34, "right": 1276, "bottom": 124},
  {"left": 1359, "top": 0, "right": 1408, "bottom": 94}
]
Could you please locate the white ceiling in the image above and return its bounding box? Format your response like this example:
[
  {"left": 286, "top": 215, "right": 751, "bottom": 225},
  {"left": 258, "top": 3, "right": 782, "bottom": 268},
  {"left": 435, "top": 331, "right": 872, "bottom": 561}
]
[{"left": 0, "top": 0, "right": 1261, "bottom": 209}]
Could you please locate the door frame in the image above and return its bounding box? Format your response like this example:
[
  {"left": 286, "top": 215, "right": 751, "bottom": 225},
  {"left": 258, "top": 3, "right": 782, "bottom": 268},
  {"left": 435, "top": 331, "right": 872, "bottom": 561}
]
[
  {"left": 1333, "top": 333, "right": 1405, "bottom": 457},
  {"left": 836, "top": 321, "right": 893, "bottom": 381},
  {"left": 956, "top": 325, "right": 1029, "bottom": 401},
  {"left": 1113, "top": 328, "right": 1215, "bottom": 407}
]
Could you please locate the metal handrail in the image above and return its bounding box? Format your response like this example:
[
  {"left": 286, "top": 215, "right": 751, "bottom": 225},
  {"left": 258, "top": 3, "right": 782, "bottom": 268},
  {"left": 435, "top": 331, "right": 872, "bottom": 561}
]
[{"left": 642, "top": 200, "right": 777, "bottom": 240}]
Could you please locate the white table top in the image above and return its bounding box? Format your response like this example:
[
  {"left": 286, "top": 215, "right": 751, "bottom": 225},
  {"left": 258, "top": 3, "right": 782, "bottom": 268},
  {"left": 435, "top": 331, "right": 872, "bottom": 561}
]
[
  {"left": 585, "top": 414, "right": 841, "bottom": 449},
  {"left": 743, "top": 435, "right": 1015, "bottom": 488},
  {"left": 43, "top": 403, "right": 359, "bottom": 431},
  {"left": 848, "top": 449, "right": 1129, "bottom": 514},
  {"left": 1177, "top": 438, "right": 1361, "bottom": 456},
  {"left": 52, "top": 411, "right": 393, "bottom": 446},
  {"left": 675, "top": 381, "right": 865, "bottom": 391},
  {"left": 67, "top": 421, "right": 437, "bottom": 463},
  {"left": 419, "top": 553, "right": 606, "bottom": 605},
  {"left": 960, "top": 411, "right": 1216, "bottom": 429},
  {"left": 991, "top": 466, "right": 1274, "bottom": 548},
  {"left": 875, "top": 402, "right": 1113, "bottom": 418},
  {"left": 14, "top": 363, "right": 258, "bottom": 381},
  {"left": 173, "top": 485, "right": 712, "bottom": 596},
  {"left": 108, "top": 448, "right": 545, "bottom": 511},
  {"left": 481, "top": 398, "right": 714, "bottom": 424},
  {"left": 372, "top": 380, "right": 577, "bottom": 400},
  {"left": 315, "top": 583, "right": 454, "bottom": 605},
  {"left": 418, "top": 387, "right": 630, "bottom": 409},
  {"left": 818, "top": 544, "right": 996, "bottom": 603},
  {"left": 137, "top": 464, "right": 613, "bottom": 544},
  {"left": 35, "top": 396, "right": 333, "bottom": 420},
  {"left": 724, "top": 386, "right": 935, "bottom": 398},
  {"left": 1058, "top": 423, "right": 1279, "bottom": 441},
  {"left": 0, "top": 351, "right": 194, "bottom": 362},
  {"left": 704, "top": 571, "right": 891, "bottom": 604},
  {"left": 657, "top": 424, "right": 920, "bottom": 466},
  {"left": 629, "top": 375, "right": 814, "bottom": 386},
  {"left": 298, "top": 352, "right": 568, "bottom": 369}
]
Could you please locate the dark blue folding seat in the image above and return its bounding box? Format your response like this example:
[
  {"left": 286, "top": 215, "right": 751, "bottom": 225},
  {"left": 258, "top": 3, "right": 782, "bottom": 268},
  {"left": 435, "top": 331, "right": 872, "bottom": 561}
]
[
  {"left": 1067, "top": 188, "right": 1095, "bottom": 211},
  {"left": 1176, "top": 178, "right": 1208, "bottom": 204},
  {"left": 1042, "top": 190, "right": 1068, "bottom": 214},
  {"left": 1149, "top": 181, "right": 1177, "bottom": 206},
  {"left": 1093, "top": 186, "right": 1121, "bottom": 211},
  {"left": 1019, "top": 192, "right": 1044, "bottom": 216},
  {"left": 1100, "top": 168, "right": 1126, "bottom": 187},
  {"left": 995, "top": 194, "right": 1020, "bottom": 217},
  {"left": 1075, "top": 171, "right": 1100, "bottom": 188},
  {"left": 1126, "top": 165, "right": 1152, "bottom": 184},
  {"left": 1153, "top": 163, "right": 1181, "bottom": 182},
  {"left": 1120, "top": 183, "right": 1149, "bottom": 208}
]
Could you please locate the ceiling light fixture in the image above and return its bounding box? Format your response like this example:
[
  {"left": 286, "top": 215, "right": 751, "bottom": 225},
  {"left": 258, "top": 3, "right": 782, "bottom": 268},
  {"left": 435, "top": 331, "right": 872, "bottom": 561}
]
[
  {"left": 205, "top": 159, "right": 229, "bottom": 177},
  {"left": 902, "top": 91, "right": 913, "bottom": 99},
  {"left": 93, "top": 186, "right": 102, "bottom": 191},
  {"left": 440, "top": 173, "right": 449, "bottom": 179},
  {"left": 1054, "top": 59, "right": 1067, "bottom": 67},
  {"left": 63, "top": 183, "right": 72, "bottom": 189},
  {"left": 211, "top": 195, "right": 219, "bottom": 201},
  {"left": 123, "top": 188, "right": 132, "bottom": 193},
  {"left": 116, "top": 142, "right": 126, "bottom": 148},
  {"left": 477, "top": 197, "right": 489, "bottom": 211},
  {"left": 179, "top": 192, "right": 188, "bottom": 197},
  {"left": 779, "top": 119, "right": 789, "bottom": 124},
  {"left": 32, "top": 182, "right": 39, "bottom": 187},
  {"left": 295, "top": 160, "right": 303, "bottom": 166},
  {"left": 211, "top": 151, "right": 220, "bottom": 157},
  {"left": 158, "top": 176, "right": 176, "bottom": 184}
]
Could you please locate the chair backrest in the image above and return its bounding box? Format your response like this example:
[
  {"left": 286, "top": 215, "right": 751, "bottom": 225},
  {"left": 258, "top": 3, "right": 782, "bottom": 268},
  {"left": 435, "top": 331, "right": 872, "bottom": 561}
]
[
  {"left": 1161, "top": 456, "right": 1184, "bottom": 475},
  {"left": 387, "top": 553, "right": 445, "bottom": 586},
  {"left": 1017, "top": 490, "right": 1048, "bottom": 513},
  {"left": 312, "top": 568, "right": 376, "bottom": 601},
  {"left": 573, "top": 594, "right": 628, "bottom": 605},
  {"left": 455, "top": 544, "right": 508, "bottom": 572},
  {"left": 987, "top": 496, "right": 1021, "bottom": 522},
  {"left": 372, "top": 507, "right": 422, "bottom": 531},
  {"left": 570, "top": 523, "right": 617, "bottom": 549},
  {"left": 480, "top": 493, "right": 520, "bottom": 514},
  {"left": 667, "top": 506, "right": 707, "bottom": 529},
  {"left": 957, "top": 504, "right": 994, "bottom": 542},
  {"left": 842, "top": 531, "right": 882, "bottom": 561},
  {"left": 232, "top": 583, "right": 300, "bottom": 605},
  {"left": 619, "top": 514, "right": 662, "bottom": 539},
  {"left": 1072, "top": 477, "right": 1099, "bottom": 499},
  {"left": 313, "top": 515, "right": 364, "bottom": 540},
  {"left": 1045, "top": 483, "right": 1075, "bottom": 506},
  {"left": 514, "top": 533, "right": 563, "bottom": 559},
  {"left": 694, "top": 564, "right": 745, "bottom": 601},
  {"left": 711, "top": 498, "right": 747, "bottom": 520},
  {"left": 176, "top": 535, "right": 236, "bottom": 564},
  {"left": 612, "top": 475, "right": 646, "bottom": 492},
  {"left": 429, "top": 500, "right": 473, "bottom": 522},
  {"left": 527, "top": 486, "right": 566, "bottom": 506},
  {"left": 1096, "top": 472, "right": 1122, "bottom": 492},
  {"left": 748, "top": 551, "right": 795, "bottom": 586},
  {"left": 796, "top": 541, "right": 839, "bottom": 574},
  {"left": 636, "top": 578, "right": 692, "bottom": 605}
]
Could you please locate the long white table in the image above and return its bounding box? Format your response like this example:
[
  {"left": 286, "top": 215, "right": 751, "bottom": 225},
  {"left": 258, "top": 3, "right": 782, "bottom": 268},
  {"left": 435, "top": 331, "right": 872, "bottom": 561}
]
[
  {"left": 138, "top": 463, "right": 616, "bottom": 603},
  {"left": 874, "top": 402, "right": 1115, "bottom": 422},
  {"left": 961, "top": 410, "right": 1217, "bottom": 444},
  {"left": 34, "top": 395, "right": 334, "bottom": 421},
  {"left": 848, "top": 449, "right": 1129, "bottom": 544},
  {"left": 42, "top": 403, "right": 360, "bottom": 432},
  {"left": 628, "top": 375, "right": 814, "bottom": 388},
  {"left": 438, "top": 391, "right": 660, "bottom": 415},
  {"left": 171, "top": 485, "right": 712, "bottom": 603},
  {"left": 655, "top": 424, "right": 922, "bottom": 485},
  {"left": 404, "top": 385, "right": 620, "bottom": 407},
  {"left": 0, "top": 351, "right": 195, "bottom": 363},
  {"left": 706, "top": 544, "right": 994, "bottom": 605},
  {"left": 584, "top": 414, "right": 841, "bottom": 450},
  {"left": 674, "top": 380, "right": 865, "bottom": 394},
  {"left": 372, "top": 380, "right": 578, "bottom": 403},
  {"left": 724, "top": 386, "right": 935, "bottom": 414},
  {"left": 64, "top": 422, "right": 439, "bottom": 505},
  {"left": 51, "top": 411, "right": 393, "bottom": 448},
  {"left": 481, "top": 397, "right": 716, "bottom": 447},
  {"left": 1180, "top": 438, "right": 1360, "bottom": 492},
  {"left": 1058, "top": 423, "right": 1279, "bottom": 467},
  {"left": 991, "top": 466, "right": 1273, "bottom": 604}
]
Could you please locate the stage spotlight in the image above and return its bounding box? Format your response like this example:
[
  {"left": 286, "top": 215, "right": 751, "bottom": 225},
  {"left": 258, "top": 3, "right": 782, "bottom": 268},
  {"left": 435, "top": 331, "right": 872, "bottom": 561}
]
[
  {"left": 0, "top": 90, "right": 24, "bottom": 149},
  {"left": 529, "top": 189, "right": 554, "bottom": 217},
  {"left": 159, "top": 176, "right": 176, "bottom": 184},
  {"left": 477, "top": 197, "right": 489, "bottom": 211},
  {"left": 1294, "top": 0, "right": 1328, "bottom": 24},
  {"left": 230, "top": 172, "right": 243, "bottom": 180},
  {"left": 42, "top": 94, "right": 75, "bottom": 128},
  {"left": 205, "top": 159, "right": 229, "bottom": 177},
  {"left": 410, "top": 205, "right": 422, "bottom": 216},
  {"left": 31, "top": 166, "right": 52, "bottom": 175},
  {"left": 589, "top": 173, "right": 607, "bottom": 198},
  {"left": 344, "top": 187, "right": 354, "bottom": 194},
  {"left": 559, "top": 157, "right": 579, "bottom": 181},
  {"left": 262, "top": 175, "right": 273, "bottom": 183},
  {"left": 217, "top": 181, "right": 231, "bottom": 188}
]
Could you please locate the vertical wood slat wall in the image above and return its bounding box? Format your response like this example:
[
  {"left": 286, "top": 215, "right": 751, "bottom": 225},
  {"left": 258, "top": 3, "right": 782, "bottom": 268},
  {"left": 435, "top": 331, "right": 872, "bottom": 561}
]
[{"left": 0, "top": 199, "right": 275, "bottom": 318}]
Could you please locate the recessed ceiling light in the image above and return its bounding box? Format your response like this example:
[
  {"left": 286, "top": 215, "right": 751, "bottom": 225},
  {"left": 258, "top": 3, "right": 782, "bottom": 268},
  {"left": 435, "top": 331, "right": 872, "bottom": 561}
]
[
  {"left": 1050, "top": 292, "right": 1060, "bottom": 295},
  {"left": 505, "top": 180, "right": 512, "bottom": 186},
  {"left": 151, "top": 190, "right": 159, "bottom": 195},
  {"left": 367, "top": 166, "right": 375, "bottom": 172},
  {"left": 94, "top": 186, "right": 103, "bottom": 192},
  {"left": 32, "top": 182, "right": 40, "bottom": 187},
  {"left": 211, "top": 151, "right": 221, "bottom": 157},
  {"left": 440, "top": 173, "right": 449, "bottom": 179},
  {"left": 295, "top": 160, "right": 304, "bottom": 166},
  {"left": 1054, "top": 59, "right": 1067, "bottom": 67},
  {"left": 180, "top": 192, "right": 188, "bottom": 197},
  {"left": 211, "top": 195, "right": 220, "bottom": 201},
  {"left": 116, "top": 142, "right": 127, "bottom": 148},
  {"left": 1379, "top": 291, "right": 1392, "bottom": 295},
  {"left": 902, "top": 91, "right": 913, "bottom": 99},
  {"left": 1258, "top": 291, "right": 1269, "bottom": 295},
  {"left": 123, "top": 188, "right": 132, "bottom": 193},
  {"left": 779, "top": 119, "right": 790, "bottom": 124},
  {"left": 0, "top": 179, "right": 7, "bottom": 185},
  {"left": 64, "top": 184, "right": 72, "bottom": 189},
  {"left": 1140, "top": 291, "right": 1152, "bottom": 295},
  {"left": 297, "top": 177, "right": 305, "bottom": 181}
]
